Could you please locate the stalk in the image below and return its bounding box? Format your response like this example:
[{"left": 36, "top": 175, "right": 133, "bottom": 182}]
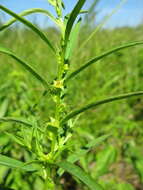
[
  {"left": 43, "top": 167, "right": 55, "bottom": 190},
  {"left": 46, "top": 10, "right": 69, "bottom": 188}
]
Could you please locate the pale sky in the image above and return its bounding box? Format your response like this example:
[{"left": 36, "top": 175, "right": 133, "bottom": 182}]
[{"left": 0, "top": 0, "right": 143, "bottom": 28}]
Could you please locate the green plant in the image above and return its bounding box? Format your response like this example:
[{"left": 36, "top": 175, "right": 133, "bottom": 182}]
[{"left": 0, "top": 1, "right": 143, "bottom": 189}]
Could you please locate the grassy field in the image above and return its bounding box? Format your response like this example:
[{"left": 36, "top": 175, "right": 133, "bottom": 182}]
[{"left": 0, "top": 7, "right": 143, "bottom": 190}]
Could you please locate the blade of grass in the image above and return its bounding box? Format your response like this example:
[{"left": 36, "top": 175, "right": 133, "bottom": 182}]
[
  {"left": 64, "top": 0, "right": 86, "bottom": 45},
  {"left": 0, "top": 46, "right": 51, "bottom": 89},
  {"left": 0, "top": 117, "right": 44, "bottom": 133},
  {"left": 5, "top": 132, "right": 25, "bottom": 146},
  {"left": 58, "top": 134, "right": 110, "bottom": 176},
  {"left": 65, "top": 18, "right": 82, "bottom": 60},
  {"left": 0, "top": 98, "right": 9, "bottom": 117},
  {"left": 61, "top": 91, "right": 143, "bottom": 124},
  {"left": 57, "top": 161, "right": 104, "bottom": 190},
  {"left": 0, "top": 5, "right": 56, "bottom": 53},
  {"left": 0, "top": 154, "right": 37, "bottom": 171},
  {"left": 0, "top": 8, "right": 59, "bottom": 32},
  {"left": 0, "top": 117, "right": 32, "bottom": 127},
  {"left": 78, "top": 0, "right": 127, "bottom": 53},
  {"left": 66, "top": 41, "right": 143, "bottom": 81},
  {"left": 86, "top": 0, "right": 100, "bottom": 18}
]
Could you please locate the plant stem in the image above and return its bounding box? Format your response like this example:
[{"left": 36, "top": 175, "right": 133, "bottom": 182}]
[{"left": 43, "top": 167, "right": 55, "bottom": 190}]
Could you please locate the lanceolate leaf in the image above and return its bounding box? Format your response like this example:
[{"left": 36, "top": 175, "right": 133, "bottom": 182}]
[
  {"left": 61, "top": 91, "right": 143, "bottom": 124},
  {"left": 57, "top": 161, "right": 104, "bottom": 190},
  {"left": 0, "top": 117, "right": 32, "bottom": 127},
  {"left": 65, "top": 0, "right": 86, "bottom": 44},
  {"left": 68, "top": 134, "right": 111, "bottom": 163},
  {"left": 5, "top": 132, "right": 25, "bottom": 146},
  {"left": 0, "top": 98, "right": 9, "bottom": 117},
  {"left": 66, "top": 41, "right": 143, "bottom": 81},
  {"left": 65, "top": 18, "right": 81, "bottom": 60},
  {"left": 0, "top": 117, "right": 44, "bottom": 133},
  {"left": 0, "top": 5, "right": 56, "bottom": 53},
  {"left": 0, "top": 8, "right": 58, "bottom": 32},
  {"left": 58, "top": 134, "right": 110, "bottom": 176},
  {"left": 0, "top": 46, "right": 51, "bottom": 89},
  {"left": 0, "top": 154, "right": 36, "bottom": 171},
  {"left": 94, "top": 146, "right": 117, "bottom": 178}
]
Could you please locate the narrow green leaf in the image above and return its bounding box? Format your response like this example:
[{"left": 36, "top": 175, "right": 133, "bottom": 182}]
[
  {"left": 65, "top": 0, "right": 86, "bottom": 44},
  {"left": 87, "top": 0, "right": 99, "bottom": 15},
  {"left": 69, "top": 134, "right": 111, "bottom": 163},
  {"left": 79, "top": 10, "right": 88, "bottom": 14},
  {"left": 0, "top": 83, "right": 10, "bottom": 93},
  {"left": 0, "top": 8, "right": 58, "bottom": 32},
  {"left": 61, "top": 91, "right": 143, "bottom": 124},
  {"left": 0, "top": 117, "right": 32, "bottom": 127},
  {"left": 0, "top": 98, "right": 9, "bottom": 117},
  {"left": 0, "top": 5, "right": 56, "bottom": 53},
  {"left": 0, "top": 116, "right": 44, "bottom": 133},
  {"left": 66, "top": 41, "right": 143, "bottom": 81},
  {"left": 47, "top": 0, "right": 56, "bottom": 7},
  {"left": 0, "top": 46, "right": 51, "bottom": 89},
  {"left": 5, "top": 132, "right": 25, "bottom": 146},
  {"left": 0, "top": 154, "right": 36, "bottom": 171},
  {"left": 86, "top": 134, "right": 111, "bottom": 149},
  {"left": 57, "top": 161, "right": 103, "bottom": 190},
  {"left": 65, "top": 18, "right": 81, "bottom": 60},
  {"left": 58, "top": 149, "right": 87, "bottom": 176},
  {"left": 94, "top": 146, "right": 117, "bottom": 178},
  {"left": 58, "top": 134, "right": 110, "bottom": 176}
]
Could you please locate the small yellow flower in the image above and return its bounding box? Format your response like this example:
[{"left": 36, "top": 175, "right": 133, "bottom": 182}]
[{"left": 53, "top": 80, "right": 64, "bottom": 89}]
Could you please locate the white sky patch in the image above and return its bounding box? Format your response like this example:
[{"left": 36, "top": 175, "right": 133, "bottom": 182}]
[{"left": 0, "top": 0, "right": 143, "bottom": 28}]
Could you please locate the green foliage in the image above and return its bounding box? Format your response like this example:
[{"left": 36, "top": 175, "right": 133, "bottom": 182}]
[
  {"left": 65, "top": 18, "right": 81, "bottom": 60},
  {"left": 94, "top": 146, "right": 117, "bottom": 178},
  {"left": 61, "top": 91, "right": 143, "bottom": 123},
  {"left": 0, "top": 5, "right": 56, "bottom": 53},
  {"left": 0, "top": 8, "right": 58, "bottom": 31},
  {"left": 66, "top": 41, "right": 143, "bottom": 81},
  {"left": 0, "top": 46, "right": 51, "bottom": 89},
  {"left": 57, "top": 161, "right": 103, "bottom": 190},
  {"left": 0, "top": 0, "right": 143, "bottom": 190},
  {"left": 117, "top": 183, "right": 135, "bottom": 190},
  {"left": 0, "top": 155, "right": 36, "bottom": 171},
  {"left": 47, "top": 0, "right": 65, "bottom": 17},
  {"left": 64, "top": 0, "right": 86, "bottom": 44}
]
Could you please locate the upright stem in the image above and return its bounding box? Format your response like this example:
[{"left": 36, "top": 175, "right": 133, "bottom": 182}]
[
  {"left": 55, "top": 45, "right": 65, "bottom": 122},
  {"left": 43, "top": 167, "right": 55, "bottom": 190},
  {"left": 54, "top": 19, "right": 68, "bottom": 124},
  {"left": 51, "top": 20, "right": 68, "bottom": 155}
]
